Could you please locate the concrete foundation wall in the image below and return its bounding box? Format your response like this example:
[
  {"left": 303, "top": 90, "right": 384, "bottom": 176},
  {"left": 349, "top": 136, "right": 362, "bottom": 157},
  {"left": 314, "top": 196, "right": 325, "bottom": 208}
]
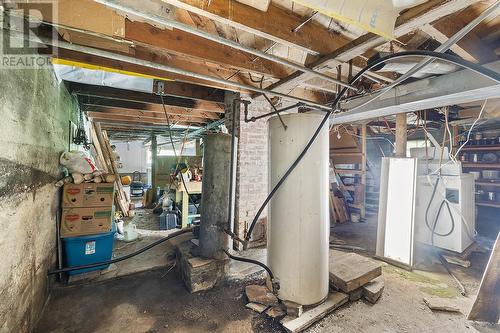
[
  {"left": 235, "top": 101, "right": 269, "bottom": 248},
  {"left": 0, "top": 66, "right": 77, "bottom": 332}
]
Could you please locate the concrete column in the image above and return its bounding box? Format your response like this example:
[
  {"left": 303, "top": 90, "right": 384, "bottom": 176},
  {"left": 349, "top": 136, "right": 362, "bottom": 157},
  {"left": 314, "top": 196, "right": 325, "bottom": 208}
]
[
  {"left": 199, "top": 133, "right": 232, "bottom": 259},
  {"left": 395, "top": 113, "right": 407, "bottom": 157}
]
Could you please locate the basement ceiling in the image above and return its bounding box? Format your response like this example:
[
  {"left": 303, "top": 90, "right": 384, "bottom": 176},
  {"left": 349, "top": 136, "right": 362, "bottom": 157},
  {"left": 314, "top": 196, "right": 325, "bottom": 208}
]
[{"left": 8, "top": 0, "right": 498, "bottom": 134}]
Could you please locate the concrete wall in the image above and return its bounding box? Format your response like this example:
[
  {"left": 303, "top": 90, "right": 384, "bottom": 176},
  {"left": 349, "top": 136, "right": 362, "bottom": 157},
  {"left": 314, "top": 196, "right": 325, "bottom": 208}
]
[
  {"left": 235, "top": 101, "right": 269, "bottom": 248},
  {"left": 0, "top": 66, "right": 77, "bottom": 331}
]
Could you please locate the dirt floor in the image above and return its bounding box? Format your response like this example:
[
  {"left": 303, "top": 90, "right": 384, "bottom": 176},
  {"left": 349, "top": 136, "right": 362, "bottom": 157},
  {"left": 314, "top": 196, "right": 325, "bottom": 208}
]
[{"left": 36, "top": 216, "right": 499, "bottom": 333}]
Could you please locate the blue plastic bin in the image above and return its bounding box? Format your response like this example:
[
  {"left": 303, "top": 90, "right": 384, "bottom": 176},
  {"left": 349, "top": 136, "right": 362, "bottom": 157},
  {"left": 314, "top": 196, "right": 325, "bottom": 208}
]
[{"left": 63, "top": 224, "right": 115, "bottom": 275}]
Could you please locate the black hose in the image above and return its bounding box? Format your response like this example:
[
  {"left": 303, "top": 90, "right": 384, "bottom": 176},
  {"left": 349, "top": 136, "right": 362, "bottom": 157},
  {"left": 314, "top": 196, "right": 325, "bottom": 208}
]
[
  {"left": 243, "top": 50, "right": 500, "bottom": 247},
  {"left": 223, "top": 249, "right": 275, "bottom": 280},
  {"left": 48, "top": 228, "right": 192, "bottom": 275},
  {"left": 222, "top": 249, "right": 279, "bottom": 294}
]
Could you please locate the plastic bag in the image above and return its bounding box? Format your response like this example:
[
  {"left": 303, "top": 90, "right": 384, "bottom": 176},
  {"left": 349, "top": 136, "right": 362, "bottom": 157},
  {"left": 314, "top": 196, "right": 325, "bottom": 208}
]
[{"left": 60, "top": 151, "right": 97, "bottom": 174}]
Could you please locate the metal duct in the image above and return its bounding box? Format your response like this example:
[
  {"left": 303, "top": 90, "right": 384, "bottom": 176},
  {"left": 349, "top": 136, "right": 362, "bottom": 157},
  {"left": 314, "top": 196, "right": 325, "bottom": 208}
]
[{"left": 368, "top": 53, "right": 459, "bottom": 78}]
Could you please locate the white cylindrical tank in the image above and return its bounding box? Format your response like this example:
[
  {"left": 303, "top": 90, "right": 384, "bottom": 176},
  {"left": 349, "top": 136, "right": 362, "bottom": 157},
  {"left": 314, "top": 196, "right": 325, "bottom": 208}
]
[{"left": 267, "top": 113, "right": 329, "bottom": 305}]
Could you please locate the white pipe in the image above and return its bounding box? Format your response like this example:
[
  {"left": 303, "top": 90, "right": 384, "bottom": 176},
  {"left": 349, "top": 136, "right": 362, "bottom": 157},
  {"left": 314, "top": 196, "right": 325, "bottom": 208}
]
[
  {"left": 93, "top": 0, "right": 357, "bottom": 91},
  {"left": 7, "top": 30, "right": 331, "bottom": 110}
]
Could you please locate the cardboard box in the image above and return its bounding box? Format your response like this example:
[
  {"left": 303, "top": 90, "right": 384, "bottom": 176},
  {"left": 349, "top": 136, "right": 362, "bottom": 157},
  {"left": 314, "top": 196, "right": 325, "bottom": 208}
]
[
  {"left": 62, "top": 183, "right": 115, "bottom": 208},
  {"left": 61, "top": 207, "right": 113, "bottom": 238}
]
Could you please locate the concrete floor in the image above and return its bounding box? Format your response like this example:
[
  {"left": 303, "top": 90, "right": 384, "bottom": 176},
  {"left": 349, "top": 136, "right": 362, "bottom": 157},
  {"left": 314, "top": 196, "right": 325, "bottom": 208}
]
[{"left": 37, "top": 217, "right": 499, "bottom": 332}]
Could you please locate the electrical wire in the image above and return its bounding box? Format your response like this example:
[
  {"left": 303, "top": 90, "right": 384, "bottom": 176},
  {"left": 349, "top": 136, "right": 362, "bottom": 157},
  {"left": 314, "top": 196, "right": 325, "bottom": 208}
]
[
  {"left": 48, "top": 228, "right": 192, "bottom": 275},
  {"left": 244, "top": 50, "right": 500, "bottom": 247},
  {"left": 160, "top": 95, "right": 200, "bottom": 211},
  {"left": 453, "top": 99, "right": 488, "bottom": 160}
]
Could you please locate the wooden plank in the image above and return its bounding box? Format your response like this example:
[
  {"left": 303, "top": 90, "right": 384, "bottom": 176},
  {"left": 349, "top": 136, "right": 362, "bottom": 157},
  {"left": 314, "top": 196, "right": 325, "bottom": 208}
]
[
  {"left": 50, "top": 0, "right": 291, "bottom": 80},
  {"left": 335, "top": 169, "right": 363, "bottom": 175},
  {"left": 422, "top": 15, "right": 497, "bottom": 64},
  {"left": 55, "top": 46, "right": 250, "bottom": 94},
  {"left": 395, "top": 113, "right": 407, "bottom": 157},
  {"left": 84, "top": 105, "right": 220, "bottom": 120},
  {"left": 87, "top": 112, "right": 208, "bottom": 125},
  {"left": 125, "top": 20, "right": 292, "bottom": 79},
  {"left": 281, "top": 292, "right": 349, "bottom": 333},
  {"left": 329, "top": 251, "right": 382, "bottom": 293},
  {"left": 161, "top": 0, "right": 351, "bottom": 55},
  {"left": 260, "top": 0, "right": 477, "bottom": 94},
  {"left": 468, "top": 232, "right": 499, "bottom": 322},
  {"left": 91, "top": 122, "right": 130, "bottom": 216},
  {"left": 420, "top": 24, "right": 477, "bottom": 63},
  {"left": 69, "top": 82, "right": 224, "bottom": 113},
  {"left": 90, "top": 118, "right": 199, "bottom": 128}
]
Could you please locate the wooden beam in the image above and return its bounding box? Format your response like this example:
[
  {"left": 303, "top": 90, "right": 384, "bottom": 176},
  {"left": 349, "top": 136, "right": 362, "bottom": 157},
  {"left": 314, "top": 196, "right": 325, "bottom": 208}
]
[
  {"left": 395, "top": 113, "right": 407, "bottom": 157},
  {"left": 80, "top": 97, "right": 221, "bottom": 116},
  {"left": 49, "top": 1, "right": 292, "bottom": 80},
  {"left": 69, "top": 82, "right": 224, "bottom": 112},
  {"left": 260, "top": 0, "right": 478, "bottom": 95},
  {"left": 91, "top": 118, "right": 198, "bottom": 128},
  {"left": 421, "top": 15, "right": 497, "bottom": 64},
  {"left": 161, "top": 0, "right": 351, "bottom": 55},
  {"left": 152, "top": 80, "right": 224, "bottom": 103},
  {"left": 55, "top": 39, "right": 252, "bottom": 93},
  {"left": 83, "top": 105, "right": 220, "bottom": 120},
  {"left": 468, "top": 232, "right": 500, "bottom": 323},
  {"left": 87, "top": 112, "right": 209, "bottom": 125},
  {"left": 124, "top": 20, "right": 292, "bottom": 79}
]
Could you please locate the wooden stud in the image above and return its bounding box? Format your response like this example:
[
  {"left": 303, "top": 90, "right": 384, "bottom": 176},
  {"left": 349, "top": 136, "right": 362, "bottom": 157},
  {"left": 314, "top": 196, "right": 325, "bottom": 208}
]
[{"left": 395, "top": 113, "right": 407, "bottom": 158}]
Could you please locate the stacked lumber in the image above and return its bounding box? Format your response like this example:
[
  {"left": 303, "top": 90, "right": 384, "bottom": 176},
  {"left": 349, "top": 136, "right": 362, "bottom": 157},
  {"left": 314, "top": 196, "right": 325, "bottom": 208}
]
[
  {"left": 90, "top": 122, "right": 130, "bottom": 216},
  {"left": 330, "top": 192, "right": 349, "bottom": 223},
  {"left": 329, "top": 250, "right": 384, "bottom": 304}
]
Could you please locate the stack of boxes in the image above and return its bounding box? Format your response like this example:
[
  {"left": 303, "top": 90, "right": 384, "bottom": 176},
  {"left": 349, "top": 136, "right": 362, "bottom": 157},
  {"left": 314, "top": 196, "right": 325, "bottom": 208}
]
[
  {"left": 60, "top": 183, "right": 116, "bottom": 275},
  {"left": 61, "top": 183, "right": 115, "bottom": 237}
]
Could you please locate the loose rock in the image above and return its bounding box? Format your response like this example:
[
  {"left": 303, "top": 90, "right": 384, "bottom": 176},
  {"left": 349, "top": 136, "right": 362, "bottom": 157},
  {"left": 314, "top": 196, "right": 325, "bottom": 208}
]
[{"left": 245, "top": 285, "right": 279, "bottom": 306}]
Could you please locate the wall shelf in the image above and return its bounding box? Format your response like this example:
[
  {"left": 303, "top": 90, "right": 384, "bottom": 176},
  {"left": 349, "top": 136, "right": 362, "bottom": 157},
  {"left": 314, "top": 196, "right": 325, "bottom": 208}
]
[
  {"left": 459, "top": 144, "right": 500, "bottom": 151},
  {"left": 475, "top": 180, "right": 500, "bottom": 187},
  {"left": 476, "top": 201, "right": 500, "bottom": 208},
  {"left": 463, "top": 163, "right": 500, "bottom": 169}
]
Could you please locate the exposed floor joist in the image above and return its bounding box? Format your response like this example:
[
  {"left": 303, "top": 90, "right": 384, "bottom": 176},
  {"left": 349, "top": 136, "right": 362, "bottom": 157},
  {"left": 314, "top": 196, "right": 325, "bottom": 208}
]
[{"left": 257, "top": 0, "right": 479, "bottom": 95}]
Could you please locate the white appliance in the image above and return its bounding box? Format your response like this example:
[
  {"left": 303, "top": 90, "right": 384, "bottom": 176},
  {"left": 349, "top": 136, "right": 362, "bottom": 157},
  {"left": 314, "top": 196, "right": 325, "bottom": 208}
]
[
  {"left": 268, "top": 113, "right": 329, "bottom": 305},
  {"left": 414, "top": 173, "right": 475, "bottom": 253}
]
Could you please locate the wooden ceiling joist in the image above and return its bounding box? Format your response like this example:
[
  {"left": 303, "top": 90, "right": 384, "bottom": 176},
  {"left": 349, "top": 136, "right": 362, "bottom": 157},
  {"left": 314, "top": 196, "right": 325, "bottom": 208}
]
[
  {"left": 87, "top": 112, "right": 208, "bottom": 125},
  {"left": 124, "top": 20, "right": 292, "bottom": 79},
  {"left": 68, "top": 82, "right": 224, "bottom": 113},
  {"left": 421, "top": 16, "right": 497, "bottom": 64},
  {"left": 91, "top": 118, "right": 198, "bottom": 128},
  {"left": 259, "top": 0, "right": 479, "bottom": 95},
  {"left": 82, "top": 105, "right": 220, "bottom": 120},
  {"left": 160, "top": 0, "right": 351, "bottom": 56}
]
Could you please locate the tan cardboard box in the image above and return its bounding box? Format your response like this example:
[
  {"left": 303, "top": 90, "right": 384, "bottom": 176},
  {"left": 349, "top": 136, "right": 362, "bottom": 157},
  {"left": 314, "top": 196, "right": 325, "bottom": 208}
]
[
  {"left": 62, "top": 183, "right": 115, "bottom": 208},
  {"left": 61, "top": 207, "right": 113, "bottom": 238}
]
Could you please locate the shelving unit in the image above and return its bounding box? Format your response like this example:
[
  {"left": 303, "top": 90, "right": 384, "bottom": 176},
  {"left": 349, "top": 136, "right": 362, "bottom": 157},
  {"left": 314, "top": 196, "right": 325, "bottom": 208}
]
[{"left": 456, "top": 142, "right": 500, "bottom": 210}]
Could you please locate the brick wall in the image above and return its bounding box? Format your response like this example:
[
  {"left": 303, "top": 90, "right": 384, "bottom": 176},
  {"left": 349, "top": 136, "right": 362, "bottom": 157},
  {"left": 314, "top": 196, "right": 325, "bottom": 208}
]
[{"left": 235, "top": 101, "right": 269, "bottom": 248}]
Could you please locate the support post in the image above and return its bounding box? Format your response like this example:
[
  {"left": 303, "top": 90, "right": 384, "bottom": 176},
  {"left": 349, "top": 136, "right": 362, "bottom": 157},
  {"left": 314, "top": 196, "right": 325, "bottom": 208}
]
[
  {"left": 199, "top": 133, "right": 233, "bottom": 259},
  {"left": 361, "top": 124, "right": 367, "bottom": 219},
  {"left": 151, "top": 134, "right": 158, "bottom": 191},
  {"left": 395, "top": 113, "right": 407, "bottom": 157}
]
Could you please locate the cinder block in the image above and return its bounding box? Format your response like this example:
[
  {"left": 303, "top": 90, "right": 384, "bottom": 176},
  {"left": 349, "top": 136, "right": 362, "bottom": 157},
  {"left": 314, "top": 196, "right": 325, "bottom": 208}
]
[{"left": 175, "top": 241, "right": 228, "bottom": 293}]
